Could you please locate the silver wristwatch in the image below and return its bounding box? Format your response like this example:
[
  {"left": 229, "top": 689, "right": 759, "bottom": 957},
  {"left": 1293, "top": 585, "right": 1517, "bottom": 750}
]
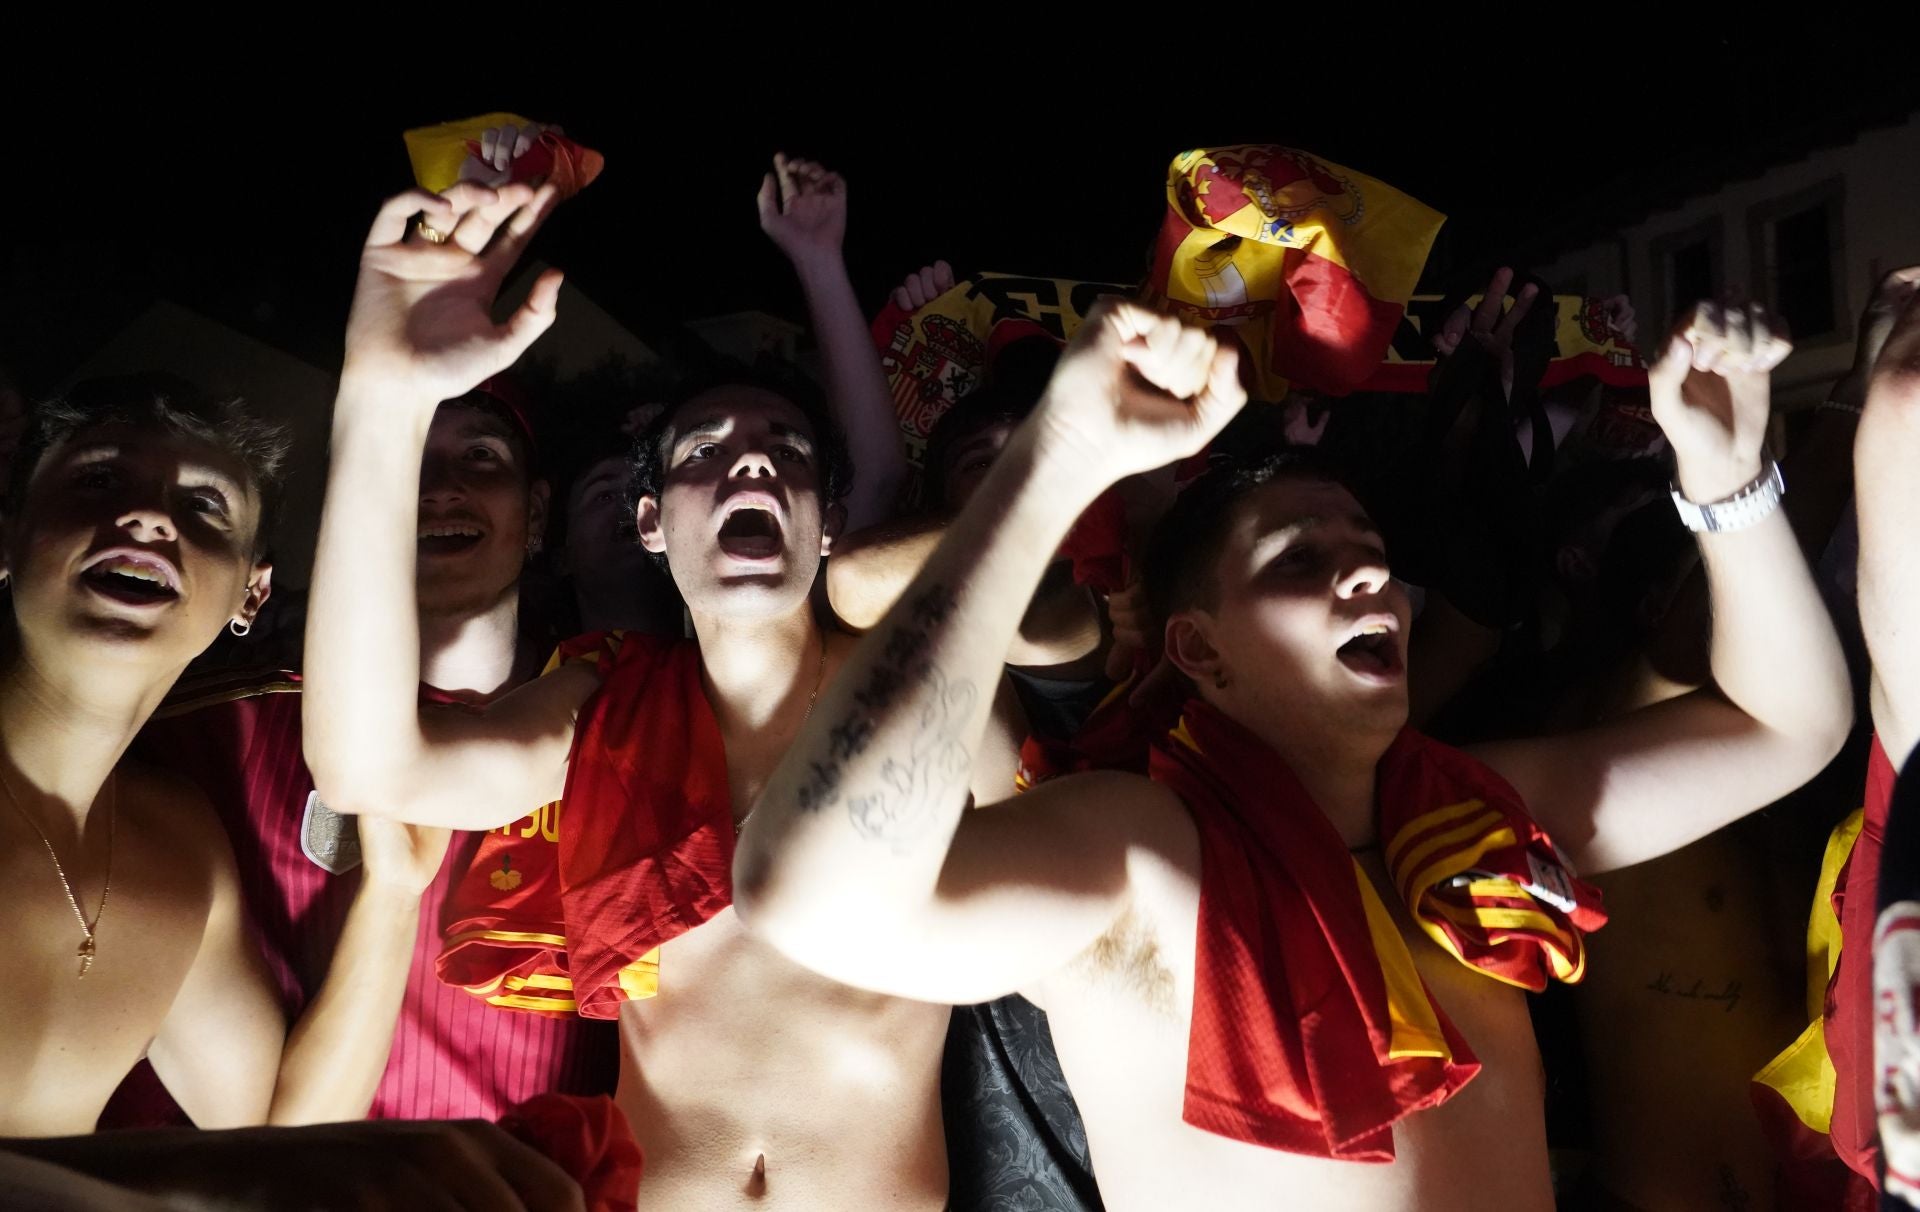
[{"left": 1670, "top": 459, "right": 1785, "bottom": 534}]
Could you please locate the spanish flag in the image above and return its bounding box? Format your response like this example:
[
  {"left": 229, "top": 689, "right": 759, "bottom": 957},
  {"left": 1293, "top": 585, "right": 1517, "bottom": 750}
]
[
  {"left": 1146, "top": 145, "right": 1444, "bottom": 400},
  {"left": 403, "top": 112, "right": 605, "bottom": 200},
  {"left": 869, "top": 271, "right": 1130, "bottom": 472},
  {"left": 1149, "top": 699, "right": 1602, "bottom": 1160},
  {"left": 1363, "top": 293, "right": 1647, "bottom": 394}
]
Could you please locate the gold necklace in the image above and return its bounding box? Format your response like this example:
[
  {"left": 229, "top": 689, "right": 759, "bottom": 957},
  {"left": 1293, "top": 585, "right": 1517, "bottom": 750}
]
[
  {"left": 735, "top": 633, "right": 829, "bottom": 836},
  {"left": 1, "top": 768, "right": 116, "bottom": 977}
]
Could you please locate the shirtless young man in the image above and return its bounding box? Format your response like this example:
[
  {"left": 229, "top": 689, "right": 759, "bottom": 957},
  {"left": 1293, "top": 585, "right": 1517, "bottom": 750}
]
[
  {"left": 304, "top": 180, "right": 952, "bottom": 1207},
  {"left": 733, "top": 299, "right": 1854, "bottom": 1211},
  {"left": 0, "top": 374, "right": 444, "bottom": 1137}
]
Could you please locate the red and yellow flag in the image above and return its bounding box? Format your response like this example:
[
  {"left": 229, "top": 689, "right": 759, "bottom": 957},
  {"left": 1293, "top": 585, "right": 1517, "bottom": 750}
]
[
  {"left": 870, "top": 272, "right": 1130, "bottom": 470},
  {"left": 1146, "top": 145, "right": 1445, "bottom": 400},
  {"left": 404, "top": 112, "right": 605, "bottom": 200},
  {"left": 1362, "top": 293, "right": 1647, "bottom": 393}
]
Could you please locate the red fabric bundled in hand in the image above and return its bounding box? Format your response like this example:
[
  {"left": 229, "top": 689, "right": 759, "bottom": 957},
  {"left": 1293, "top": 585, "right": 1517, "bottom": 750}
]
[
  {"left": 1056, "top": 487, "right": 1128, "bottom": 595},
  {"left": 499, "top": 1093, "right": 644, "bottom": 1211}
]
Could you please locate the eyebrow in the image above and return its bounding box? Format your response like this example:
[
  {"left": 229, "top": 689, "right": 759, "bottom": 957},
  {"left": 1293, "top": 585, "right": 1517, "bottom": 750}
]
[
  {"left": 676, "top": 418, "right": 816, "bottom": 449},
  {"left": 455, "top": 420, "right": 517, "bottom": 444},
  {"left": 677, "top": 418, "right": 731, "bottom": 442},
  {"left": 67, "top": 443, "right": 246, "bottom": 497},
  {"left": 181, "top": 458, "right": 248, "bottom": 507},
  {"left": 949, "top": 432, "right": 1002, "bottom": 464},
  {"left": 577, "top": 468, "right": 627, "bottom": 496},
  {"left": 1257, "top": 512, "right": 1385, "bottom": 548},
  {"left": 768, "top": 422, "right": 816, "bottom": 449}
]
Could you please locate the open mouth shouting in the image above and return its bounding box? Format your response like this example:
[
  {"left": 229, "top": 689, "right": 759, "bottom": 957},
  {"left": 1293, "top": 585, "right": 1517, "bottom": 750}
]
[
  {"left": 716, "top": 492, "right": 785, "bottom": 563},
  {"left": 418, "top": 519, "right": 487, "bottom": 558},
  {"left": 1334, "top": 614, "right": 1404, "bottom": 684},
  {"left": 79, "top": 548, "right": 181, "bottom": 607}
]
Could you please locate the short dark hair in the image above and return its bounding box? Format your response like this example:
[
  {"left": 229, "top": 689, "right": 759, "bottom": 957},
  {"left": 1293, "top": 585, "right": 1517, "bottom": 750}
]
[
  {"left": 628, "top": 361, "right": 853, "bottom": 518},
  {"left": 1143, "top": 448, "right": 1354, "bottom": 630},
  {"left": 10, "top": 374, "right": 290, "bottom": 558}
]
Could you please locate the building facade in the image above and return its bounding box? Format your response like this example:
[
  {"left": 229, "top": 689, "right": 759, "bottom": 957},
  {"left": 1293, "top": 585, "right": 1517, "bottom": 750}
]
[{"left": 1534, "top": 111, "right": 1920, "bottom": 405}]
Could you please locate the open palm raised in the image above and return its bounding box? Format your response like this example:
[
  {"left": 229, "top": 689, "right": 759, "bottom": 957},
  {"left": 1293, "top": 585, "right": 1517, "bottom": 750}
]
[{"left": 342, "top": 181, "right": 565, "bottom": 405}]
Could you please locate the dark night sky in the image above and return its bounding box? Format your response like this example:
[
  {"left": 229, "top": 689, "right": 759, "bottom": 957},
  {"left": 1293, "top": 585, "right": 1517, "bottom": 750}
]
[{"left": 6, "top": 35, "right": 1915, "bottom": 391}]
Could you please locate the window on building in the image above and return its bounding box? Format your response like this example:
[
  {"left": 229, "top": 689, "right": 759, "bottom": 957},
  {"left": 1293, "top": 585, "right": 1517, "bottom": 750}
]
[
  {"left": 1649, "top": 219, "right": 1723, "bottom": 329},
  {"left": 1670, "top": 241, "right": 1714, "bottom": 314},
  {"left": 1771, "top": 204, "right": 1837, "bottom": 338},
  {"left": 1749, "top": 179, "right": 1848, "bottom": 344}
]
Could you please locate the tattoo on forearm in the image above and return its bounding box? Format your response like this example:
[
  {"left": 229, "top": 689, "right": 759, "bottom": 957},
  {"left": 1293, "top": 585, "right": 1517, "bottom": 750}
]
[
  {"left": 1644, "top": 970, "right": 1743, "bottom": 1013},
  {"left": 848, "top": 667, "right": 975, "bottom": 845},
  {"left": 796, "top": 586, "right": 976, "bottom": 847}
]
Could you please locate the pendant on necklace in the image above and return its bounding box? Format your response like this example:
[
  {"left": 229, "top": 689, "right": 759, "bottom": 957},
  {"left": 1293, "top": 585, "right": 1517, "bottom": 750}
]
[{"left": 77, "top": 934, "right": 95, "bottom": 978}]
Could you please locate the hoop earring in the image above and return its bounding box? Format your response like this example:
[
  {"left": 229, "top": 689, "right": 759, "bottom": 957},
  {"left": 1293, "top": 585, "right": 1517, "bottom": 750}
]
[{"left": 229, "top": 618, "right": 252, "bottom": 638}]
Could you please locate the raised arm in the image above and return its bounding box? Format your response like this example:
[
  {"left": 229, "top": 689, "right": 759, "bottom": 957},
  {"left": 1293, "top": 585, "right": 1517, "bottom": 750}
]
[
  {"left": 1474, "top": 302, "right": 1853, "bottom": 873},
  {"left": 758, "top": 155, "right": 907, "bottom": 529},
  {"left": 263, "top": 818, "right": 448, "bottom": 1123},
  {"left": 828, "top": 513, "right": 1102, "bottom": 668},
  {"left": 734, "top": 303, "right": 1241, "bottom": 1002},
  {"left": 146, "top": 800, "right": 443, "bottom": 1125},
  {"left": 1858, "top": 274, "right": 1920, "bottom": 770},
  {"left": 823, "top": 514, "right": 946, "bottom": 631},
  {"left": 304, "top": 183, "right": 592, "bottom": 830}
]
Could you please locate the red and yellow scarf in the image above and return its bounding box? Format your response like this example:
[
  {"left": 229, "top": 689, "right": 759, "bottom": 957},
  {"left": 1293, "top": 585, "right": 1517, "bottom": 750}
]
[
  {"left": 1150, "top": 700, "right": 1605, "bottom": 1160},
  {"left": 439, "top": 632, "right": 733, "bottom": 1019}
]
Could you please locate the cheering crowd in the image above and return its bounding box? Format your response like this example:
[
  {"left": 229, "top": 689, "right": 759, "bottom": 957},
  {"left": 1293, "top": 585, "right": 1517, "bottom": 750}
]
[{"left": 0, "top": 120, "right": 1917, "bottom": 1212}]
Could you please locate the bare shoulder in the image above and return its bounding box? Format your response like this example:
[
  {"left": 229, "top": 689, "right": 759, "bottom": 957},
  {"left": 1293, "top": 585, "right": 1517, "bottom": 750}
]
[
  {"left": 114, "top": 759, "right": 228, "bottom": 857},
  {"left": 107, "top": 758, "right": 239, "bottom": 922}
]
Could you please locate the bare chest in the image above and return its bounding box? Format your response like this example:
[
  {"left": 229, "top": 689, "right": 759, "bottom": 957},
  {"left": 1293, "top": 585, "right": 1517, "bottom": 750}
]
[
  {"left": 0, "top": 827, "right": 211, "bottom": 1134},
  {"left": 1042, "top": 851, "right": 1553, "bottom": 1211},
  {"left": 614, "top": 909, "right": 949, "bottom": 1208}
]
